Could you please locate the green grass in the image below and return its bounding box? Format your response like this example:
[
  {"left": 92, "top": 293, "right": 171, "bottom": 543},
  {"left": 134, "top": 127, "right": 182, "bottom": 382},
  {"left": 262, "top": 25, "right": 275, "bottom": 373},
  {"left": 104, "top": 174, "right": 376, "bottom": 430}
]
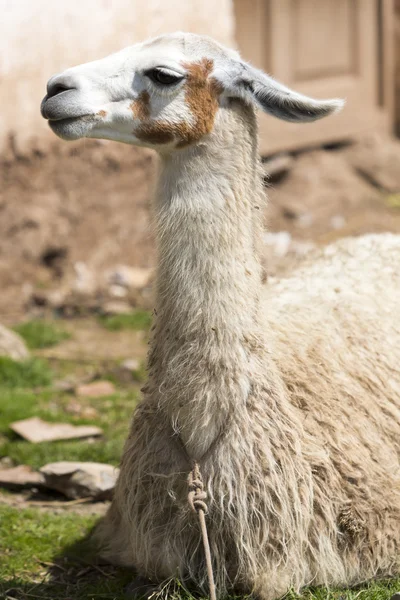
[
  {"left": 14, "top": 320, "right": 71, "bottom": 350},
  {"left": 0, "top": 501, "right": 399, "bottom": 600},
  {"left": 0, "top": 504, "right": 133, "bottom": 600},
  {"left": 0, "top": 357, "right": 52, "bottom": 388},
  {"left": 0, "top": 504, "right": 97, "bottom": 579},
  {"left": 98, "top": 310, "right": 152, "bottom": 332},
  {"left": 0, "top": 386, "right": 137, "bottom": 469}
]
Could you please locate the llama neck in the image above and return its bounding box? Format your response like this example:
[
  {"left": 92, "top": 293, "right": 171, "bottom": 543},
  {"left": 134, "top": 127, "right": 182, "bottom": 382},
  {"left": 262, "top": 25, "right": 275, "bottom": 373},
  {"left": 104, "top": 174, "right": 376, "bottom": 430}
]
[{"left": 147, "top": 102, "right": 268, "bottom": 459}]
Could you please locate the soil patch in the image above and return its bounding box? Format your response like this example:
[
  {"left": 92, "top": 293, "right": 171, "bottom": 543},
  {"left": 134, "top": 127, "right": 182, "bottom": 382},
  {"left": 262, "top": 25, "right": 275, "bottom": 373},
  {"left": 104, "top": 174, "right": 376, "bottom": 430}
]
[
  {"left": 2, "top": 133, "right": 400, "bottom": 321},
  {"left": 0, "top": 138, "right": 156, "bottom": 323}
]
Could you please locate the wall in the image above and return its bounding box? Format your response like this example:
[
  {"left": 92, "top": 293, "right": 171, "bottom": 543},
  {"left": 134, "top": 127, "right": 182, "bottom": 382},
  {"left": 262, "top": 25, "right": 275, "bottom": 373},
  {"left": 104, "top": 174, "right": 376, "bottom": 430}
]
[{"left": 0, "top": 0, "right": 234, "bottom": 150}]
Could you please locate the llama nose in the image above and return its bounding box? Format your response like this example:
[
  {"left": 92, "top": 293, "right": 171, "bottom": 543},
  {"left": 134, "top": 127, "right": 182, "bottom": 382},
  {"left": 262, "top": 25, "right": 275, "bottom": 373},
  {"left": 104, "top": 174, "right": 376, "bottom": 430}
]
[{"left": 46, "top": 74, "right": 80, "bottom": 99}]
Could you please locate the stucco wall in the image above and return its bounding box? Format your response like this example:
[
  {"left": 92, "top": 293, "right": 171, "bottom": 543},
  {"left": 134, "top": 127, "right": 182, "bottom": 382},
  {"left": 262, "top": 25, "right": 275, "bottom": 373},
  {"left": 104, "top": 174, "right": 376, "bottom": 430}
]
[{"left": 0, "top": 0, "right": 234, "bottom": 150}]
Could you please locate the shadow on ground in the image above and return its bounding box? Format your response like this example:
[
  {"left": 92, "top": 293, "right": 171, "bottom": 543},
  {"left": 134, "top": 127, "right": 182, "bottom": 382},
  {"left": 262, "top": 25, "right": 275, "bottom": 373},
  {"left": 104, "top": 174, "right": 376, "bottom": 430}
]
[{"left": 1, "top": 524, "right": 134, "bottom": 600}]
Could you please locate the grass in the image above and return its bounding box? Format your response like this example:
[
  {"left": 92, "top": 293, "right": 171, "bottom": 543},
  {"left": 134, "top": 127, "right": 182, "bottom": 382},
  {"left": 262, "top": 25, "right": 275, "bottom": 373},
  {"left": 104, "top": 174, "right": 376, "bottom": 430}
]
[
  {"left": 0, "top": 384, "right": 137, "bottom": 469},
  {"left": 0, "top": 350, "right": 141, "bottom": 599},
  {"left": 98, "top": 309, "right": 152, "bottom": 332},
  {"left": 0, "top": 504, "right": 133, "bottom": 600},
  {"left": 0, "top": 357, "right": 53, "bottom": 388},
  {"left": 14, "top": 320, "right": 71, "bottom": 350},
  {"left": 0, "top": 500, "right": 398, "bottom": 600}
]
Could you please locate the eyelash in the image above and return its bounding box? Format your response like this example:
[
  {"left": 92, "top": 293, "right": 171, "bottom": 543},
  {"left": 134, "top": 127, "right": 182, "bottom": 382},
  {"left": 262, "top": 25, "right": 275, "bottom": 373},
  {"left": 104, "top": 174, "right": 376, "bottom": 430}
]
[{"left": 145, "top": 68, "right": 184, "bottom": 86}]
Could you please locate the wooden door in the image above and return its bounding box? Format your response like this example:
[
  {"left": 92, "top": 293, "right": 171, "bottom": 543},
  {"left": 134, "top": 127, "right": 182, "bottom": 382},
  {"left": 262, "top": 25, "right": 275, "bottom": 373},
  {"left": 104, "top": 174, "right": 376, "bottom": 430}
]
[{"left": 233, "top": 0, "right": 394, "bottom": 155}]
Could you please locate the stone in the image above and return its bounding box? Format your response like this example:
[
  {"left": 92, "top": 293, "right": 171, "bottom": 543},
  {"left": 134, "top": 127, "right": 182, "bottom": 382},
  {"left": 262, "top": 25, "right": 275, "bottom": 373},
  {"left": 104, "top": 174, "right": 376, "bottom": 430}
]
[
  {"left": 0, "top": 324, "right": 29, "bottom": 361},
  {"left": 121, "top": 358, "right": 140, "bottom": 371},
  {"left": 65, "top": 399, "right": 83, "bottom": 415},
  {"left": 76, "top": 380, "right": 116, "bottom": 398},
  {"left": 40, "top": 461, "right": 119, "bottom": 500},
  {"left": 390, "top": 594, "right": 400, "bottom": 600},
  {"left": 108, "top": 285, "right": 128, "bottom": 298},
  {"left": 0, "top": 465, "right": 45, "bottom": 490},
  {"left": 102, "top": 300, "right": 132, "bottom": 315},
  {"left": 73, "top": 261, "right": 96, "bottom": 295},
  {"left": 107, "top": 266, "right": 153, "bottom": 290},
  {"left": 80, "top": 406, "right": 99, "bottom": 419},
  {"left": 10, "top": 417, "right": 102, "bottom": 443}
]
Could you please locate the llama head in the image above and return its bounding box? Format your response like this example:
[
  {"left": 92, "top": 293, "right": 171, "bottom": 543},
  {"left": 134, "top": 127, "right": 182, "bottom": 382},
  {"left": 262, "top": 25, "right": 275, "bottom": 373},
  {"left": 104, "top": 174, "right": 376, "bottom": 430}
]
[{"left": 41, "top": 32, "right": 344, "bottom": 151}]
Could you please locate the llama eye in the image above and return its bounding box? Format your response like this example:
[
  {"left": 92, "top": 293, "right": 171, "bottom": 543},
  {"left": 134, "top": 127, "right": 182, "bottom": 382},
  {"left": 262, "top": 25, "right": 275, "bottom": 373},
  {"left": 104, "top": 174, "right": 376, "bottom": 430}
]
[{"left": 145, "top": 68, "right": 184, "bottom": 86}]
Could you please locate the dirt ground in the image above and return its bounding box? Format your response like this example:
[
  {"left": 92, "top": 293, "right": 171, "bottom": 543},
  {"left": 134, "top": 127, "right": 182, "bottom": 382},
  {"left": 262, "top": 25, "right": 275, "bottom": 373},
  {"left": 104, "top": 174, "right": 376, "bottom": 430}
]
[
  {"left": 0, "top": 137, "right": 156, "bottom": 322},
  {"left": 1, "top": 132, "right": 400, "bottom": 324}
]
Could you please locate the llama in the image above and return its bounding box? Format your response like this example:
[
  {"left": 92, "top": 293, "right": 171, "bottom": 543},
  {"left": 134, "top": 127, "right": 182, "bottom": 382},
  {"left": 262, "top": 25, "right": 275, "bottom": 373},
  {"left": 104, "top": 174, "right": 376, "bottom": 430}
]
[{"left": 41, "top": 33, "right": 400, "bottom": 599}]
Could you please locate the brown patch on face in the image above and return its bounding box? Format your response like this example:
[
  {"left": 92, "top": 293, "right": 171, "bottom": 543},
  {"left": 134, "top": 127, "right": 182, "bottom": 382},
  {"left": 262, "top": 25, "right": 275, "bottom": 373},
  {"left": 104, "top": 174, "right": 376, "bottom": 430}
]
[
  {"left": 131, "top": 91, "right": 151, "bottom": 120},
  {"left": 134, "top": 122, "right": 175, "bottom": 145},
  {"left": 133, "top": 58, "right": 224, "bottom": 148},
  {"left": 97, "top": 110, "right": 107, "bottom": 117},
  {"left": 177, "top": 58, "right": 223, "bottom": 148}
]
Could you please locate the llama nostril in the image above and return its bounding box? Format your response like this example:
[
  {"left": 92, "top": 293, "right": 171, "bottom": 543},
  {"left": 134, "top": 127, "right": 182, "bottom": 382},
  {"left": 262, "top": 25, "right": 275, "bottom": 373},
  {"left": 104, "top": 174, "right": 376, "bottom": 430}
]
[
  {"left": 47, "top": 83, "right": 72, "bottom": 98},
  {"left": 46, "top": 75, "right": 79, "bottom": 99}
]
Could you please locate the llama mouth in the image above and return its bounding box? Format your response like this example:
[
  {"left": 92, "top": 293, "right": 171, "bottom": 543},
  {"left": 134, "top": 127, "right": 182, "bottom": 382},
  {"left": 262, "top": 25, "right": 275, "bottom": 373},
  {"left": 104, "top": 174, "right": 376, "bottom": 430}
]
[{"left": 48, "top": 115, "right": 98, "bottom": 141}]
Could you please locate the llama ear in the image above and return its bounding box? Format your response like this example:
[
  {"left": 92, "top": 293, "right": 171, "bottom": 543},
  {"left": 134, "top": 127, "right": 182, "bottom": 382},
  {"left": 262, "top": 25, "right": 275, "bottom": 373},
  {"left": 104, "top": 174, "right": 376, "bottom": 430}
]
[{"left": 227, "top": 62, "right": 344, "bottom": 122}]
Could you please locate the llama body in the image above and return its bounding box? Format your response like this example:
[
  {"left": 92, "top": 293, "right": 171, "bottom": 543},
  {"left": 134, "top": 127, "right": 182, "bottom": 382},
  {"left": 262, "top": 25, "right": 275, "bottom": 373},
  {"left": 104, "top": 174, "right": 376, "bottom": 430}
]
[{"left": 41, "top": 32, "right": 400, "bottom": 599}]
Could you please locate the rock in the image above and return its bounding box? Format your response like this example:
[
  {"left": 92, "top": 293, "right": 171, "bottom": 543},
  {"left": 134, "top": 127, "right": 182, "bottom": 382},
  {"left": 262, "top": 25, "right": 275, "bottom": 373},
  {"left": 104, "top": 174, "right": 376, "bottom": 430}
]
[
  {"left": 73, "top": 261, "right": 96, "bottom": 295},
  {"left": 113, "top": 358, "right": 143, "bottom": 384},
  {"left": 0, "top": 465, "right": 45, "bottom": 490},
  {"left": 0, "top": 324, "right": 29, "bottom": 361},
  {"left": 102, "top": 300, "right": 132, "bottom": 315},
  {"left": 65, "top": 399, "right": 83, "bottom": 415},
  {"left": 390, "top": 594, "right": 400, "bottom": 600},
  {"left": 108, "top": 285, "right": 128, "bottom": 298},
  {"left": 107, "top": 266, "right": 153, "bottom": 290},
  {"left": 80, "top": 406, "right": 99, "bottom": 419},
  {"left": 45, "top": 288, "right": 68, "bottom": 309},
  {"left": 76, "top": 380, "right": 116, "bottom": 398},
  {"left": 121, "top": 358, "right": 140, "bottom": 371},
  {"left": 40, "top": 461, "right": 119, "bottom": 500},
  {"left": 262, "top": 153, "right": 294, "bottom": 184},
  {"left": 54, "top": 378, "right": 77, "bottom": 393},
  {"left": 65, "top": 402, "right": 99, "bottom": 419},
  {"left": 297, "top": 212, "right": 314, "bottom": 228},
  {"left": 10, "top": 417, "right": 102, "bottom": 443}
]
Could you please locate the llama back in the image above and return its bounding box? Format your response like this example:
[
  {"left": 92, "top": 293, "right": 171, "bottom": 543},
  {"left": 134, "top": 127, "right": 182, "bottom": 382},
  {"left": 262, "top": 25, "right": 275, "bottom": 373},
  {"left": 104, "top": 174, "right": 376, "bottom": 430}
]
[{"left": 264, "top": 233, "right": 400, "bottom": 585}]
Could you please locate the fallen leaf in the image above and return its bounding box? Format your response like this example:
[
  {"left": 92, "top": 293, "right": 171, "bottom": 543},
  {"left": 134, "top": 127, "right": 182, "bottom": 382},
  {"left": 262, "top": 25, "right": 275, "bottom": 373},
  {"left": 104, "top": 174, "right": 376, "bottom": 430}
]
[{"left": 10, "top": 417, "right": 102, "bottom": 443}]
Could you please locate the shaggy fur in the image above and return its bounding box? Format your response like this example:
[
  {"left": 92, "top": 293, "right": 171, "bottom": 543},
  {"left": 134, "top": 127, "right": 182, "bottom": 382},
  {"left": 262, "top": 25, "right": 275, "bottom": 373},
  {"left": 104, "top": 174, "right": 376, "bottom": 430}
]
[
  {"left": 96, "top": 101, "right": 400, "bottom": 599},
  {"left": 40, "top": 31, "right": 400, "bottom": 600}
]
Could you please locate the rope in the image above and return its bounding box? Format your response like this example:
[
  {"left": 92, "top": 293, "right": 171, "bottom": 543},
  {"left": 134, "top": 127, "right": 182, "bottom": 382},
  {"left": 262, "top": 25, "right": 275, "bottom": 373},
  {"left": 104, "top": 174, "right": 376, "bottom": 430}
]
[{"left": 187, "top": 462, "right": 217, "bottom": 600}]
